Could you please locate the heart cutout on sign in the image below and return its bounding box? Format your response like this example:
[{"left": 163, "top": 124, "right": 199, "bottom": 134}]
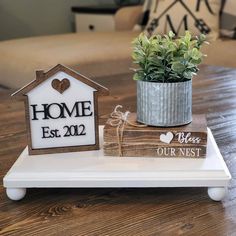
[
  {"left": 51, "top": 78, "right": 70, "bottom": 94},
  {"left": 160, "top": 132, "right": 174, "bottom": 144}
]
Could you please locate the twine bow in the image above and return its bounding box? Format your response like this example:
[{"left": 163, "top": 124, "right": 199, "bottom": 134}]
[{"left": 107, "top": 105, "right": 147, "bottom": 156}]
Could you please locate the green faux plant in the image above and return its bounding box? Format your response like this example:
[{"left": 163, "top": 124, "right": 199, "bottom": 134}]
[{"left": 132, "top": 31, "right": 208, "bottom": 83}]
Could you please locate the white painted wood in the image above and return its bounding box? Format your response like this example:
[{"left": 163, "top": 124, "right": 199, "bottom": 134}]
[
  {"left": 27, "top": 71, "right": 96, "bottom": 149},
  {"left": 75, "top": 14, "right": 115, "bottom": 32},
  {"left": 3, "top": 127, "right": 231, "bottom": 201},
  {"left": 6, "top": 188, "right": 26, "bottom": 201},
  {"left": 208, "top": 187, "right": 227, "bottom": 201}
]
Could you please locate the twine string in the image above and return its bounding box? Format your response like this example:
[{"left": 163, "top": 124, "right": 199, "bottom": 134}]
[{"left": 107, "top": 105, "right": 147, "bottom": 156}]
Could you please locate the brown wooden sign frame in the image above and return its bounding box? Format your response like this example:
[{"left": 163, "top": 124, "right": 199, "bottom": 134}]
[{"left": 12, "top": 64, "right": 109, "bottom": 155}]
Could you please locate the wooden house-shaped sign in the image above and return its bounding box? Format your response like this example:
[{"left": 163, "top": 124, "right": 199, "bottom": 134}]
[{"left": 13, "top": 64, "right": 109, "bottom": 155}]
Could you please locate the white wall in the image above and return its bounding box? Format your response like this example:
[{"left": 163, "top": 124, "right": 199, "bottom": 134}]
[{"left": 0, "top": 0, "right": 113, "bottom": 41}]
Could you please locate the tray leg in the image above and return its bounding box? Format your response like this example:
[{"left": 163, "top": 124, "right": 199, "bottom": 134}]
[
  {"left": 208, "top": 187, "right": 227, "bottom": 201},
  {"left": 6, "top": 188, "right": 27, "bottom": 201}
]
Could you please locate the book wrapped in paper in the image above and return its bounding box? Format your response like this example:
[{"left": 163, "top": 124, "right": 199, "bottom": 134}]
[{"left": 103, "top": 109, "right": 207, "bottom": 158}]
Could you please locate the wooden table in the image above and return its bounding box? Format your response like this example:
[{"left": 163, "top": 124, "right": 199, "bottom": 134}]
[{"left": 1, "top": 65, "right": 236, "bottom": 235}]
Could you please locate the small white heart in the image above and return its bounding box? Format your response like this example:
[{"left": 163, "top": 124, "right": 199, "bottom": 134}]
[{"left": 160, "top": 132, "right": 174, "bottom": 144}]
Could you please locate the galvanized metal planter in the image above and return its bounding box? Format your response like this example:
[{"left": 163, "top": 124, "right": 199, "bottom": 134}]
[{"left": 137, "top": 80, "right": 192, "bottom": 127}]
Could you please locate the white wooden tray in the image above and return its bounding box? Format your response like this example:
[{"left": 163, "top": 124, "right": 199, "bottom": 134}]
[{"left": 3, "top": 127, "right": 231, "bottom": 201}]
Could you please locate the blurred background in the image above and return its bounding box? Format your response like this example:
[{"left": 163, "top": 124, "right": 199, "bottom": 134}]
[
  {"left": 0, "top": 0, "right": 142, "bottom": 41},
  {"left": 0, "top": 0, "right": 235, "bottom": 90}
]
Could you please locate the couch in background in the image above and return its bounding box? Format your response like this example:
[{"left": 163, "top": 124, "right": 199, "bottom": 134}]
[{"left": 0, "top": 6, "right": 236, "bottom": 89}]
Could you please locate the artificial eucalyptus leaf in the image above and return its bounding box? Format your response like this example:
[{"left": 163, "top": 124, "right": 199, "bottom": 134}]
[
  {"left": 183, "top": 71, "right": 193, "bottom": 80},
  {"left": 171, "top": 62, "right": 185, "bottom": 72},
  {"left": 132, "top": 31, "right": 207, "bottom": 83},
  {"left": 133, "top": 73, "right": 140, "bottom": 81}
]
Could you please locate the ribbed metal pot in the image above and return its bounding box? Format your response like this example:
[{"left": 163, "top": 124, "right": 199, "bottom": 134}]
[{"left": 137, "top": 80, "right": 192, "bottom": 127}]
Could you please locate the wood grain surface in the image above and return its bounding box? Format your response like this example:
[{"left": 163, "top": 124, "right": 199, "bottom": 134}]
[
  {"left": 103, "top": 114, "right": 207, "bottom": 157},
  {"left": 103, "top": 143, "right": 207, "bottom": 158},
  {"left": 1, "top": 65, "right": 236, "bottom": 235},
  {"left": 104, "top": 114, "right": 207, "bottom": 144}
]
